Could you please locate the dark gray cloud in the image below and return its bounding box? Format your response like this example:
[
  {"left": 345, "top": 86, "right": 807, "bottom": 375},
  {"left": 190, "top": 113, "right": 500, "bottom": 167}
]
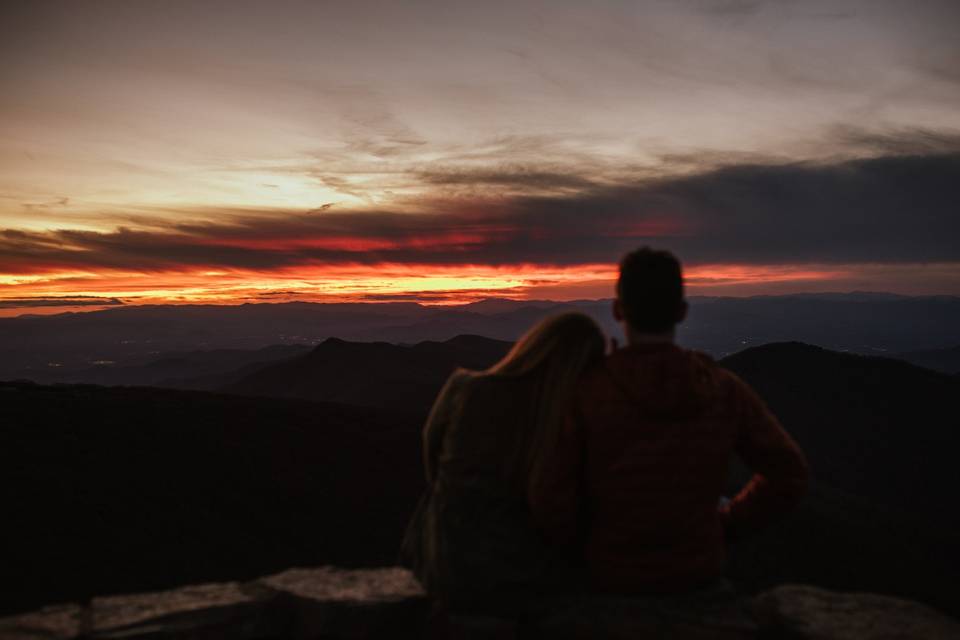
[
  {"left": 416, "top": 166, "right": 596, "bottom": 190},
  {"left": 832, "top": 126, "right": 960, "bottom": 156},
  {"left": 2, "top": 145, "right": 958, "bottom": 273},
  {"left": 698, "top": 0, "right": 768, "bottom": 18},
  {"left": 0, "top": 296, "right": 124, "bottom": 309},
  {"left": 644, "top": 149, "right": 960, "bottom": 264}
]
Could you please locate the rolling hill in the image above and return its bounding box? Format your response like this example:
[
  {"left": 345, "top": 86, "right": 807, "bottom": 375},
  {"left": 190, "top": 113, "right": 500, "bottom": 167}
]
[
  {"left": 223, "top": 334, "right": 512, "bottom": 411},
  {"left": 894, "top": 345, "right": 960, "bottom": 375},
  {"left": 21, "top": 344, "right": 313, "bottom": 388},
  {"left": 721, "top": 342, "right": 959, "bottom": 525},
  {"left": 719, "top": 343, "right": 960, "bottom": 615}
]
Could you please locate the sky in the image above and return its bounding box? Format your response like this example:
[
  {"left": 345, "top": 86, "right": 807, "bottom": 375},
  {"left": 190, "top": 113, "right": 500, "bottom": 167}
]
[{"left": 2, "top": 0, "right": 959, "bottom": 313}]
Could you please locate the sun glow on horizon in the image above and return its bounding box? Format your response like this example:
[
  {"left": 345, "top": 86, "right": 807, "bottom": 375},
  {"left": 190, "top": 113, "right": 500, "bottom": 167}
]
[
  {"left": 0, "top": 261, "right": 901, "bottom": 317},
  {"left": 0, "top": 263, "right": 614, "bottom": 310}
]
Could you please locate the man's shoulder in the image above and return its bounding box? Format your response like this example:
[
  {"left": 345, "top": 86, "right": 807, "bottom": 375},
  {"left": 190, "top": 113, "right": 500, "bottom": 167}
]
[
  {"left": 684, "top": 346, "right": 717, "bottom": 367},
  {"left": 573, "top": 345, "right": 747, "bottom": 412},
  {"left": 590, "top": 344, "right": 725, "bottom": 376},
  {"left": 575, "top": 356, "right": 620, "bottom": 393},
  {"left": 687, "top": 349, "right": 757, "bottom": 400}
]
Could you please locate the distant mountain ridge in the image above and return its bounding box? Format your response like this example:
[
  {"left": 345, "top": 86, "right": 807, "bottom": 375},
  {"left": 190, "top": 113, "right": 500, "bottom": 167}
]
[
  {"left": 21, "top": 344, "right": 313, "bottom": 388},
  {"left": 4, "top": 293, "right": 960, "bottom": 382}
]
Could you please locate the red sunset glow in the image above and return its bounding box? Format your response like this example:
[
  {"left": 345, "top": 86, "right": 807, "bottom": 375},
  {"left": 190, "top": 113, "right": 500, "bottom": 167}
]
[{"left": 3, "top": 260, "right": 931, "bottom": 318}]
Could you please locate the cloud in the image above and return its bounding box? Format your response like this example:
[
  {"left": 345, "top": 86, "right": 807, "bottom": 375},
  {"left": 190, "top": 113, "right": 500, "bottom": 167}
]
[
  {"left": 698, "top": 0, "right": 768, "bottom": 18},
  {"left": 2, "top": 142, "right": 959, "bottom": 276},
  {"left": 832, "top": 126, "right": 960, "bottom": 156},
  {"left": 0, "top": 296, "right": 124, "bottom": 309},
  {"left": 416, "top": 166, "right": 597, "bottom": 191},
  {"left": 21, "top": 196, "right": 71, "bottom": 211}
]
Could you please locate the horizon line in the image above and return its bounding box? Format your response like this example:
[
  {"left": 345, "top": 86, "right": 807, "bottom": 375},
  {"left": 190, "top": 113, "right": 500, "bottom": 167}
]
[{"left": 4, "top": 290, "right": 959, "bottom": 320}]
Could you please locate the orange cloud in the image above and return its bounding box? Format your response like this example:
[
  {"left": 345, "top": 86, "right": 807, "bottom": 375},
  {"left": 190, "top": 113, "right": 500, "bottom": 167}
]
[
  {"left": 0, "top": 263, "right": 615, "bottom": 309},
  {"left": 194, "top": 230, "right": 512, "bottom": 253},
  {"left": 685, "top": 264, "right": 849, "bottom": 286},
  {"left": 0, "top": 259, "right": 869, "bottom": 314}
]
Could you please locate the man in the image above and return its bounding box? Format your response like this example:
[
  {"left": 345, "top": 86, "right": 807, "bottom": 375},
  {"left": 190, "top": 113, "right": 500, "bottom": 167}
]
[{"left": 530, "top": 247, "right": 809, "bottom": 594}]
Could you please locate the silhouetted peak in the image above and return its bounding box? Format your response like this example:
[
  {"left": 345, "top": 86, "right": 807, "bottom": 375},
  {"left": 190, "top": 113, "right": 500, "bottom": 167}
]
[
  {"left": 729, "top": 341, "right": 827, "bottom": 358},
  {"left": 308, "top": 336, "right": 387, "bottom": 358},
  {"left": 309, "top": 335, "right": 508, "bottom": 354},
  {"left": 223, "top": 333, "right": 511, "bottom": 411},
  {"left": 721, "top": 340, "right": 957, "bottom": 387},
  {"left": 444, "top": 334, "right": 508, "bottom": 347},
  {"left": 727, "top": 340, "right": 902, "bottom": 364}
]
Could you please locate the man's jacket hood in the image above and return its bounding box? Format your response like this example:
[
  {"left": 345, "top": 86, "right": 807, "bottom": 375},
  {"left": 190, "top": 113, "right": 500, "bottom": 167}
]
[{"left": 601, "top": 343, "right": 722, "bottom": 419}]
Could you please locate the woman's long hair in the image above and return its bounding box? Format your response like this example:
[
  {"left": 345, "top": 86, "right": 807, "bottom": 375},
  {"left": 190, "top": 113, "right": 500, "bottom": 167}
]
[{"left": 484, "top": 312, "right": 605, "bottom": 491}]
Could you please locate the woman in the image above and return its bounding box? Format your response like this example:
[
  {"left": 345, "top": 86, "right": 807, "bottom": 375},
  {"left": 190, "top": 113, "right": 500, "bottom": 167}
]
[{"left": 401, "top": 312, "right": 606, "bottom": 615}]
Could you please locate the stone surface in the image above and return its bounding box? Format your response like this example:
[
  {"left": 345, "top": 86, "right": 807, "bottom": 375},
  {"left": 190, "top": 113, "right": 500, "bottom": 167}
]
[
  {"left": 750, "top": 584, "right": 960, "bottom": 640},
  {"left": 89, "top": 580, "right": 281, "bottom": 640},
  {"left": 3, "top": 569, "right": 960, "bottom": 640},
  {"left": 92, "top": 581, "right": 261, "bottom": 632},
  {"left": 259, "top": 566, "right": 424, "bottom": 603},
  {"left": 0, "top": 604, "right": 83, "bottom": 640},
  {"left": 258, "top": 566, "right": 428, "bottom": 639}
]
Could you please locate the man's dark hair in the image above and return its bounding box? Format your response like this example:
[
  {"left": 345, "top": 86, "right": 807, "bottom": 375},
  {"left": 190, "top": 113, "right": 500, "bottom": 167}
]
[{"left": 617, "top": 247, "right": 685, "bottom": 333}]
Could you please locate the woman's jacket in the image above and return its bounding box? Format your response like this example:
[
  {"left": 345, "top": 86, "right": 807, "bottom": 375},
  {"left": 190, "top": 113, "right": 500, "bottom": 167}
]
[{"left": 401, "top": 370, "right": 554, "bottom": 611}]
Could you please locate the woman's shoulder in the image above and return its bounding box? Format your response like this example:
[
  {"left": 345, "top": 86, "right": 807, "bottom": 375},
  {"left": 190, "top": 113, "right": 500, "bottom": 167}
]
[
  {"left": 441, "top": 369, "right": 510, "bottom": 402},
  {"left": 452, "top": 368, "right": 522, "bottom": 389},
  {"left": 456, "top": 371, "right": 535, "bottom": 414},
  {"left": 445, "top": 367, "right": 479, "bottom": 393},
  {"left": 434, "top": 368, "right": 481, "bottom": 407}
]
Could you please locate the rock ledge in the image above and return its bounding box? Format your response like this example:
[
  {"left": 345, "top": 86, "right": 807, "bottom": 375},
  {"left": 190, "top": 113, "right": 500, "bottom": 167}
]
[{"left": 2, "top": 567, "right": 958, "bottom": 640}]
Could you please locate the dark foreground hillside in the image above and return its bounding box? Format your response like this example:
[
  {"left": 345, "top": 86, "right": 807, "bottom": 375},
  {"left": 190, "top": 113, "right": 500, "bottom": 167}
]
[
  {"left": 722, "top": 343, "right": 960, "bottom": 615},
  {"left": 723, "top": 342, "right": 960, "bottom": 525},
  {"left": 2, "top": 341, "right": 959, "bottom": 618},
  {"left": 0, "top": 382, "right": 424, "bottom": 616}
]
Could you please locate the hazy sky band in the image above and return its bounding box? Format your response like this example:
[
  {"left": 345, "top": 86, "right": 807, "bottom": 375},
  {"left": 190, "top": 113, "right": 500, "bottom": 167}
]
[{"left": 2, "top": 0, "right": 959, "bottom": 307}]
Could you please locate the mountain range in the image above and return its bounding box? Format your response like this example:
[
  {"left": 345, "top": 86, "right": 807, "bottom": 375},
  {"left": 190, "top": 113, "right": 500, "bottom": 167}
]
[{"left": 4, "top": 293, "right": 960, "bottom": 384}]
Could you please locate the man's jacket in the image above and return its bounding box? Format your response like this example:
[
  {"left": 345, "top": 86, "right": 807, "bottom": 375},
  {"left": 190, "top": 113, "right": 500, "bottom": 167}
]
[{"left": 529, "top": 342, "right": 809, "bottom": 594}]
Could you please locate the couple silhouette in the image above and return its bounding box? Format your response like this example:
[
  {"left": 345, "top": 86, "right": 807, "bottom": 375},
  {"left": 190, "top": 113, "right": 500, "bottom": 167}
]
[{"left": 401, "top": 247, "right": 809, "bottom": 630}]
